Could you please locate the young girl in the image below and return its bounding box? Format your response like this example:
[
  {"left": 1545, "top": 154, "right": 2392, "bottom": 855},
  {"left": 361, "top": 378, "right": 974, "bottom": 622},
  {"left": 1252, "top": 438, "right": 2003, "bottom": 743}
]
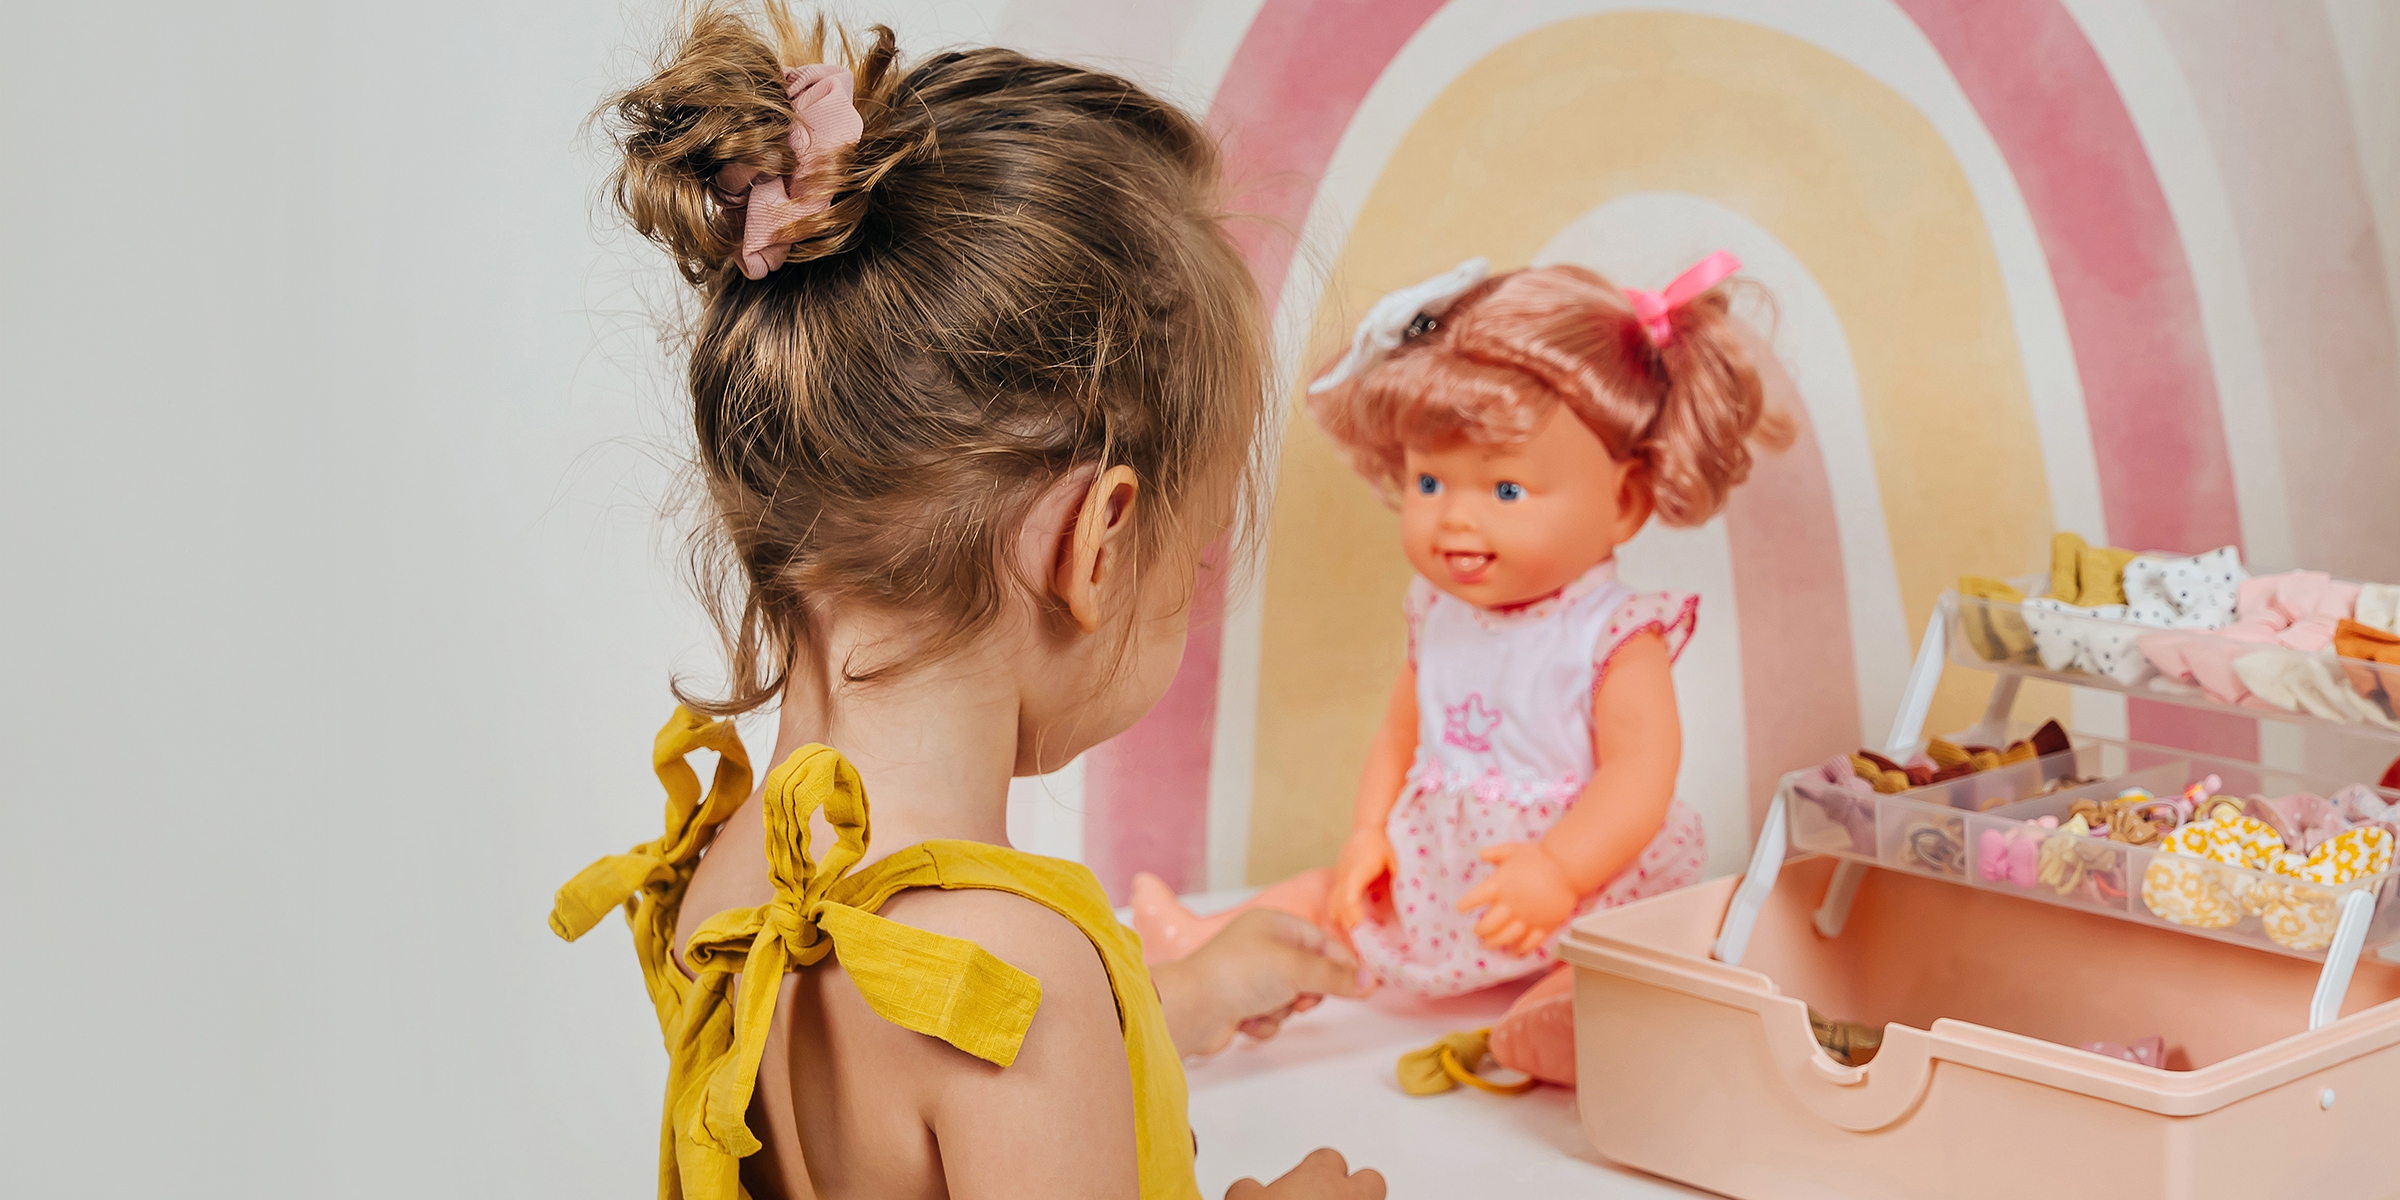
[
  {"left": 548, "top": 7, "right": 1383, "bottom": 1198},
  {"left": 1134, "top": 254, "right": 1789, "bottom": 1085}
]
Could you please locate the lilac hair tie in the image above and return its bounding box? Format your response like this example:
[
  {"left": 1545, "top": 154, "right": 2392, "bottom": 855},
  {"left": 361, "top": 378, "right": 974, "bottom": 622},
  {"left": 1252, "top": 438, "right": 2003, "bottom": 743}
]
[
  {"left": 1622, "top": 250, "right": 1741, "bottom": 346},
  {"left": 711, "top": 63, "right": 865, "bottom": 280}
]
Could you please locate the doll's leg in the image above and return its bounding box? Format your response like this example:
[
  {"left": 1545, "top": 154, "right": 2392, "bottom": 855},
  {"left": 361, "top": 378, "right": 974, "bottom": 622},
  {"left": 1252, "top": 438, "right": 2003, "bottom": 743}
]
[
  {"left": 1128, "top": 869, "right": 1333, "bottom": 963},
  {"left": 1487, "top": 964, "right": 1577, "bottom": 1086}
]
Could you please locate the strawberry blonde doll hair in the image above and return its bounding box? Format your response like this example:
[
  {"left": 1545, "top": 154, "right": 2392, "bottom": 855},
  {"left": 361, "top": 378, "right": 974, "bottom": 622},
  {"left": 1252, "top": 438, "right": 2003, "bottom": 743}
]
[
  {"left": 1309, "top": 258, "right": 1792, "bottom": 525},
  {"left": 604, "top": 3, "right": 1269, "bottom": 712}
]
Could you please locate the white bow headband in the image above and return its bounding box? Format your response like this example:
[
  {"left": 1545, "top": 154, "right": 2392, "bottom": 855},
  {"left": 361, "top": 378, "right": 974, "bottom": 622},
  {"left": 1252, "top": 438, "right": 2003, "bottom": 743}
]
[{"left": 1307, "top": 257, "right": 1489, "bottom": 395}]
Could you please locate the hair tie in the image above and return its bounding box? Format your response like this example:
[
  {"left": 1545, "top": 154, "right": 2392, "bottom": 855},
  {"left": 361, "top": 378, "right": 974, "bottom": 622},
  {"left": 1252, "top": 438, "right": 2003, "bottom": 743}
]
[
  {"left": 1622, "top": 250, "right": 1741, "bottom": 346},
  {"left": 711, "top": 64, "right": 866, "bottom": 280},
  {"left": 1905, "top": 817, "right": 1964, "bottom": 875}
]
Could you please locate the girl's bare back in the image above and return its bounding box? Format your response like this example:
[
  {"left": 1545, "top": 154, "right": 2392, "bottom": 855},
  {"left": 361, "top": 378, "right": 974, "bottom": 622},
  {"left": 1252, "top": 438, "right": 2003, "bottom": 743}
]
[{"left": 674, "top": 789, "right": 1136, "bottom": 1200}]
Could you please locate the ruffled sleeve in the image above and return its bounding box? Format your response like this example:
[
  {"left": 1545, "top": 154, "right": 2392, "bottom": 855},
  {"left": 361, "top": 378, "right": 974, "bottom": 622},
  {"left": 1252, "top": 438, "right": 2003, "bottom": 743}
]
[{"left": 1593, "top": 590, "right": 1700, "bottom": 688}]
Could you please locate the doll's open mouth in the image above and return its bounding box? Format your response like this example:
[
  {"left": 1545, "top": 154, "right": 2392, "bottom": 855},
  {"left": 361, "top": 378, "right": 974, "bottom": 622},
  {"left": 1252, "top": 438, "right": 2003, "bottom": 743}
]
[{"left": 1442, "top": 552, "right": 1494, "bottom": 582}]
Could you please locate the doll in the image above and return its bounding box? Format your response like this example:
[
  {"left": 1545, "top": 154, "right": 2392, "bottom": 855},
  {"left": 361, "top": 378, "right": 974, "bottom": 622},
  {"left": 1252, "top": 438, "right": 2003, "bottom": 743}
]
[{"left": 1133, "top": 252, "right": 1789, "bottom": 1084}]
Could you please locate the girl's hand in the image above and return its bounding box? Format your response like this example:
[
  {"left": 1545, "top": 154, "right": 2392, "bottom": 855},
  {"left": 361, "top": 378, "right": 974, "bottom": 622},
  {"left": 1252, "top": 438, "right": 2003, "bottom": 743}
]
[
  {"left": 1327, "top": 826, "right": 1396, "bottom": 930},
  {"left": 1226, "top": 1148, "right": 1388, "bottom": 1199},
  {"left": 1152, "top": 910, "right": 1369, "bottom": 1057},
  {"left": 1455, "top": 842, "right": 1579, "bottom": 956}
]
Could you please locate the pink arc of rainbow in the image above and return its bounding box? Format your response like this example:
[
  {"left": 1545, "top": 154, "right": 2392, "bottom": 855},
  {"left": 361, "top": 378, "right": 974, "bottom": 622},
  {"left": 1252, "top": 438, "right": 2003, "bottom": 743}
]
[{"left": 1892, "top": 0, "right": 2251, "bottom": 758}]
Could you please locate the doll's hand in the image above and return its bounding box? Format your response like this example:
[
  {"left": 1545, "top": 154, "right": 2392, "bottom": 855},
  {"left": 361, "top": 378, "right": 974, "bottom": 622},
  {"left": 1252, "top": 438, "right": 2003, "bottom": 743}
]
[
  {"left": 1152, "top": 909, "right": 1368, "bottom": 1057},
  {"left": 1327, "top": 826, "right": 1395, "bottom": 931},
  {"left": 1455, "top": 842, "right": 1580, "bottom": 956}
]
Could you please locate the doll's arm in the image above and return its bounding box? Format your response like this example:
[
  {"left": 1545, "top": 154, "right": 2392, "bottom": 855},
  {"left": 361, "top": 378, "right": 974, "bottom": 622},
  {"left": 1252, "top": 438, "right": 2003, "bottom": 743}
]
[
  {"left": 1328, "top": 665, "right": 1418, "bottom": 930},
  {"left": 1151, "top": 909, "right": 1369, "bottom": 1056},
  {"left": 1546, "top": 631, "right": 1681, "bottom": 888},
  {"left": 1456, "top": 632, "right": 1680, "bottom": 954}
]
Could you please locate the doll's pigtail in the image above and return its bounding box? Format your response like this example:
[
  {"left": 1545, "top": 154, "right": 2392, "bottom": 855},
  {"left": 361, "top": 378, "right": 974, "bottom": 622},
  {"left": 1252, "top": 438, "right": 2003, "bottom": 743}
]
[{"left": 1643, "top": 289, "right": 1794, "bottom": 527}]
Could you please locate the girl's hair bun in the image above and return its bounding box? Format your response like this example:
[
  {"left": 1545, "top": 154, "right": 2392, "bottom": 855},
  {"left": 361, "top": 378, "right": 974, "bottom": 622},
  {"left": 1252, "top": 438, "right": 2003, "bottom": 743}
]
[
  {"left": 602, "top": 3, "right": 900, "bottom": 284},
  {"left": 597, "top": 3, "right": 1269, "bottom": 715}
]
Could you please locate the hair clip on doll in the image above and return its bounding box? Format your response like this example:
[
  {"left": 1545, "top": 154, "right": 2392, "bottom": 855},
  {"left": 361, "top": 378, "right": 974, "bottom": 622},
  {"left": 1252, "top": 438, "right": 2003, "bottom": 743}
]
[
  {"left": 1134, "top": 250, "right": 1793, "bottom": 1089},
  {"left": 1308, "top": 257, "right": 1489, "bottom": 394}
]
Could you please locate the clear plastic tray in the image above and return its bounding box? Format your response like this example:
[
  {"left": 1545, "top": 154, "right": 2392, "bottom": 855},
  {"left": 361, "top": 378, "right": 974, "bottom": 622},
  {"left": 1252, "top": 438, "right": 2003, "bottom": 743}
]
[
  {"left": 1943, "top": 585, "right": 2400, "bottom": 742},
  {"left": 1783, "top": 736, "right": 2120, "bottom": 879},
  {"left": 1779, "top": 733, "right": 2400, "bottom": 959}
]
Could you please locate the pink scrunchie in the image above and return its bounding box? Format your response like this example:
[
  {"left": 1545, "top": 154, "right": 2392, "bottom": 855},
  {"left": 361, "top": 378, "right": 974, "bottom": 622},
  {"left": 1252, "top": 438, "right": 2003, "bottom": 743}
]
[
  {"left": 1789, "top": 753, "right": 1878, "bottom": 855},
  {"left": 711, "top": 64, "right": 865, "bottom": 280},
  {"left": 2244, "top": 786, "right": 2400, "bottom": 856}
]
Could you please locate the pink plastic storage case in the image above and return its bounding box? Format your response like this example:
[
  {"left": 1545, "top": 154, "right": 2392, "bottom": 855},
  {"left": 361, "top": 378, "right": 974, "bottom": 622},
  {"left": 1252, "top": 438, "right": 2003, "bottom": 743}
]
[
  {"left": 1559, "top": 857, "right": 2400, "bottom": 1200},
  {"left": 1558, "top": 588, "right": 2400, "bottom": 1199}
]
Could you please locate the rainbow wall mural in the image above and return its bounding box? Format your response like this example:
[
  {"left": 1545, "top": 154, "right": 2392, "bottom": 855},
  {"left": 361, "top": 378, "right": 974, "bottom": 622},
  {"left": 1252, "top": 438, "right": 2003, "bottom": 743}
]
[{"left": 989, "top": 0, "right": 2400, "bottom": 900}]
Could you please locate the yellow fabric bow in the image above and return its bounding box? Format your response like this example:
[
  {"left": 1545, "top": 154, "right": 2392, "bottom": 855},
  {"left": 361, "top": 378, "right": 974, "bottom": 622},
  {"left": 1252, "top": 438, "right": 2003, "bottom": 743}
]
[
  {"left": 664, "top": 744, "right": 1044, "bottom": 1192},
  {"left": 550, "top": 709, "right": 754, "bottom": 1027},
  {"left": 549, "top": 714, "right": 1048, "bottom": 1197},
  {"left": 2048, "top": 531, "right": 2138, "bottom": 607}
]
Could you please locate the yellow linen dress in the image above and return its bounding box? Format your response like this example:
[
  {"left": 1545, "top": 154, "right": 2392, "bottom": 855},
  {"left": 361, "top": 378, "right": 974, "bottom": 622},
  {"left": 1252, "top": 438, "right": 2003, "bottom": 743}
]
[{"left": 551, "top": 708, "right": 1198, "bottom": 1199}]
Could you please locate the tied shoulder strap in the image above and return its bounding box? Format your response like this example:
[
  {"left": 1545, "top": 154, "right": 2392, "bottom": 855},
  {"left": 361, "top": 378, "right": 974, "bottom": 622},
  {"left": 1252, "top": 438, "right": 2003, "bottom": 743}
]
[
  {"left": 549, "top": 708, "right": 753, "bottom": 1029},
  {"left": 665, "top": 745, "right": 1044, "bottom": 1196}
]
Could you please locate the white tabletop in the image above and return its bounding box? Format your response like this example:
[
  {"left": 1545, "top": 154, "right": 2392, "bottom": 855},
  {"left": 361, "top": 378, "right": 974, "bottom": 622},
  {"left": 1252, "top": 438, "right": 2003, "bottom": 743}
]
[{"left": 1180, "top": 957, "right": 1711, "bottom": 1198}]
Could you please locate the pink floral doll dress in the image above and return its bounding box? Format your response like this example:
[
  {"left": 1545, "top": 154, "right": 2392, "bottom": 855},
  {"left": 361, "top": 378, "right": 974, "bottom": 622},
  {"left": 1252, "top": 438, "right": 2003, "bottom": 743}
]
[{"left": 1350, "top": 559, "right": 1708, "bottom": 996}]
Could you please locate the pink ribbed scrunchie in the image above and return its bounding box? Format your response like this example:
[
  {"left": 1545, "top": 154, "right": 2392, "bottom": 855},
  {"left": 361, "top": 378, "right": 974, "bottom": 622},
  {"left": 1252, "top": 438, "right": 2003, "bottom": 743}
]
[{"left": 711, "top": 64, "right": 865, "bottom": 280}]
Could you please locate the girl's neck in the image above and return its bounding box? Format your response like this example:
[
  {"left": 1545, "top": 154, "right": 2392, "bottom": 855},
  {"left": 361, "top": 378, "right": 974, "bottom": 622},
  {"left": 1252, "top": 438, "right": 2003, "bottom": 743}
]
[{"left": 764, "top": 625, "right": 1020, "bottom": 862}]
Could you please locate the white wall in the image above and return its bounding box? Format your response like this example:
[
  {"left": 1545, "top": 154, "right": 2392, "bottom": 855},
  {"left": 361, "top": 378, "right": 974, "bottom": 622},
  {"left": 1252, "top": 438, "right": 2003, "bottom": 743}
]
[{"left": 0, "top": 3, "right": 1052, "bottom": 1196}]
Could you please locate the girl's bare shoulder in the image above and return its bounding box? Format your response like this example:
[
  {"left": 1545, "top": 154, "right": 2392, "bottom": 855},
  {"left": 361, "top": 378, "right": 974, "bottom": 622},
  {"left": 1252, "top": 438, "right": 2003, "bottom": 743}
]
[{"left": 806, "top": 886, "right": 1139, "bottom": 1198}]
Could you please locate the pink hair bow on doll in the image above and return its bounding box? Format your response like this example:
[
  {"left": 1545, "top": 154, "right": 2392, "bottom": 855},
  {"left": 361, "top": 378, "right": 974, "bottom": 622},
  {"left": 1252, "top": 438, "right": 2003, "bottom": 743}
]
[
  {"left": 1623, "top": 250, "right": 1741, "bottom": 346},
  {"left": 1308, "top": 257, "right": 1489, "bottom": 394},
  {"left": 712, "top": 64, "right": 866, "bottom": 280}
]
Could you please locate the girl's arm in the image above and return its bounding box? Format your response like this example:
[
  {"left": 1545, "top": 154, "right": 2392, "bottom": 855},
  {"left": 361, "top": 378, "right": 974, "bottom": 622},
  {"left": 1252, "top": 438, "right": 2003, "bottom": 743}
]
[
  {"left": 1152, "top": 909, "right": 1368, "bottom": 1055},
  {"left": 1456, "top": 631, "right": 1681, "bottom": 954},
  {"left": 888, "top": 891, "right": 1383, "bottom": 1200},
  {"left": 1328, "top": 665, "right": 1419, "bottom": 930}
]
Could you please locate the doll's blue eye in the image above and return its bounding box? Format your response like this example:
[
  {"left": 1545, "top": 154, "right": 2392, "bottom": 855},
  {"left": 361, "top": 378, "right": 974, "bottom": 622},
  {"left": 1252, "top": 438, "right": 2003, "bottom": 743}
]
[
  {"left": 1495, "top": 481, "right": 1525, "bottom": 502},
  {"left": 1416, "top": 474, "right": 1440, "bottom": 495}
]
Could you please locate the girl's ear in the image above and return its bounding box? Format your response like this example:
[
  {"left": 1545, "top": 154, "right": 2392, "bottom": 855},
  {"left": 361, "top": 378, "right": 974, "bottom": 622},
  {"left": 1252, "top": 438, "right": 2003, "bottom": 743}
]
[
  {"left": 1054, "top": 465, "right": 1142, "bottom": 633},
  {"left": 1611, "top": 459, "right": 1656, "bottom": 545}
]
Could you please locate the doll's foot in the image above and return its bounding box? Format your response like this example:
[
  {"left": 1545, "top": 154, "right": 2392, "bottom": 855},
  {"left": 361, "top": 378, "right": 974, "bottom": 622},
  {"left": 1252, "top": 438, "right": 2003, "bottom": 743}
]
[
  {"left": 1129, "top": 872, "right": 1238, "bottom": 963},
  {"left": 1487, "top": 965, "right": 1577, "bottom": 1086}
]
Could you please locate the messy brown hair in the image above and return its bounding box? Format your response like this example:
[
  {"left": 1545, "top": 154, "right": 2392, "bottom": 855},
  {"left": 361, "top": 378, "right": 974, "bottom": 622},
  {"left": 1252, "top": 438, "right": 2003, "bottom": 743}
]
[
  {"left": 1309, "top": 265, "right": 1790, "bottom": 526},
  {"left": 602, "top": 3, "right": 1268, "bottom": 714}
]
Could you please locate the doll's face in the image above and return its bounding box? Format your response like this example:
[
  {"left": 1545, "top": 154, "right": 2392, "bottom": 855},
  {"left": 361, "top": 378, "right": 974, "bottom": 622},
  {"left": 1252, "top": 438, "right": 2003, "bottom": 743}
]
[{"left": 1400, "top": 404, "right": 1654, "bottom": 609}]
